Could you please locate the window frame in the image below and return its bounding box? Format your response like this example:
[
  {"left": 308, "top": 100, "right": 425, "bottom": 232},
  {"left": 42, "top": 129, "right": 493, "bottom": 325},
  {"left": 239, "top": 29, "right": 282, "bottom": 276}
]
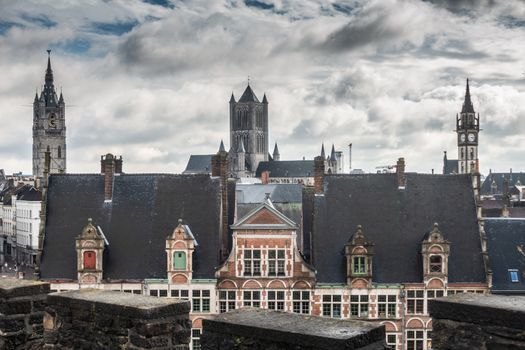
[
  {"left": 243, "top": 249, "right": 262, "bottom": 277},
  {"left": 267, "top": 290, "right": 285, "bottom": 311},
  {"left": 321, "top": 294, "right": 342, "bottom": 318},
  {"left": 429, "top": 255, "right": 443, "bottom": 273},
  {"left": 173, "top": 250, "right": 187, "bottom": 270},
  {"left": 350, "top": 294, "right": 369, "bottom": 318},
  {"left": 377, "top": 294, "right": 397, "bottom": 318},
  {"left": 191, "top": 289, "right": 211, "bottom": 313},
  {"left": 406, "top": 290, "right": 424, "bottom": 315},
  {"left": 219, "top": 290, "right": 237, "bottom": 313},
  {"left": 352, "top": 256, "right": 366, "bottom": 275},
  {"left": 243, "top": 290, "right": 261, "bottom": 308},
  {"left": 292, "top": 290, "right": 310, "bottom": 315},
  {"left": 509, "top": 269, "right": 520, "bottom": 283}
]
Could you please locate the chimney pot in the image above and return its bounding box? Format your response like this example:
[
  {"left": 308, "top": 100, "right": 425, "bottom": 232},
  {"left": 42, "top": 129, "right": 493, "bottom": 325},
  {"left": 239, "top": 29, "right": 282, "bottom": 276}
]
[{"left": 314, "top": 156, "right": 325, "bottom": 194}]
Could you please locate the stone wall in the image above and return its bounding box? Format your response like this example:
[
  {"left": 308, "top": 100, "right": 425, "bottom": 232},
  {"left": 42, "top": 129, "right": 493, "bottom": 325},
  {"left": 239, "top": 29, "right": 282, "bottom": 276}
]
[
  {"left": 0, "top": 279, "right": 50, "bottom": 350},
  {"left": 43, "top": 289, "right": 191, "bottom": 350},
  {"left": 429, "top": 293, "right": 525, "bottom": 349},
  {"left": 201, "top": 308, "right": 386, "bottom": 350}
]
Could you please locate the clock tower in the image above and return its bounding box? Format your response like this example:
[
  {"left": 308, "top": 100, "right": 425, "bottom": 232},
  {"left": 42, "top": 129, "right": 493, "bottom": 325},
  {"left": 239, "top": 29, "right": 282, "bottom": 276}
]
[
  {"left": 33, "top": 50, "right": 66, "bottom": 178},
  {"left": 456, "top": 79, "right": 479, "bottom": 174}
]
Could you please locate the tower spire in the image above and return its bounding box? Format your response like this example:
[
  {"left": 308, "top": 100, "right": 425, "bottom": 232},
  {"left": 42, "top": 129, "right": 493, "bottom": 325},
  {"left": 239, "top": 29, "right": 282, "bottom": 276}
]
[
  {"left": 321, "top": 143, "right": 325, "bottom": 158},
  {"left": 45, "top": 49, "right": 54, "bottom": 86},
  {"left": 461, "top": 78, "right": 475, "bottom": 114}
]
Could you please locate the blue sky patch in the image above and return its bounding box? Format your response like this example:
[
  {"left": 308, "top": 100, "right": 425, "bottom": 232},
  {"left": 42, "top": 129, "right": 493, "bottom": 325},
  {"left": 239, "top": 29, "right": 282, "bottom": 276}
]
[
  {"left": 51, "top": 38, "right": 92, "bottom": 54},
  {"left": 244, "top": 0, "right": 275, "bottom": 11},
  {"left": 143, "top": 0, "right": 175, "bottom": 8},
  {"left": 0, "top": 21, "right": 24, "bottom": 35},
  {"left": 20, "top": 13, "right": 57, "bottom": 28},
  {"left": 332, "top": 3, "right": 355, "bottom": 15},
  {"left": 91, "top": 20, "right": 139, "bottom": 36}
]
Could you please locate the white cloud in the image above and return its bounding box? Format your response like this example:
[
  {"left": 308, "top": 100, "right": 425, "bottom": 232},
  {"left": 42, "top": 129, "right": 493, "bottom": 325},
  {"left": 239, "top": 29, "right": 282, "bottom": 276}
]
[{"left": 0, "top": 0, "right": 524, "bottom": 176}]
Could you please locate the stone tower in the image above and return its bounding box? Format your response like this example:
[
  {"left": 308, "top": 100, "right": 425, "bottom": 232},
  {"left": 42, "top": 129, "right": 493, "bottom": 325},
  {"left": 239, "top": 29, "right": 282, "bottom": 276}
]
[
  {"left": 33, "top": 50, "right": 66, "bottom": 178},
  {"left": 228, "top": 84, "right": 268, "bottom": 177},
  {"left": 456, "top": 79, "right": 480, "bottom": 174}
]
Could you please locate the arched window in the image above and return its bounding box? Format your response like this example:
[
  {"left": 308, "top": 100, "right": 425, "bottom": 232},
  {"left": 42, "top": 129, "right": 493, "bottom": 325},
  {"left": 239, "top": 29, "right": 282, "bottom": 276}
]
[
  {"left": 46, "top": 145, "right": 50, "bottom": 153},
  {"left": 83, "top": 251, "right": 96, "bottom": 270},
  {"left": 429, "top": 255, "right": 442, "bottom": 273},
  {"left": 58, "top": 146, "right": 62, "bottom": 158},
  {"left": 173, "top": 251, "right": 186, "bottom": 270}
]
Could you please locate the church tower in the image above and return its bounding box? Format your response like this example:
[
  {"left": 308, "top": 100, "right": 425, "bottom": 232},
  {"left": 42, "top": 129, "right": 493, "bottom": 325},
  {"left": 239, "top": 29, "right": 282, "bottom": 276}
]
[
  {"left": 228, "top": 84, "right": 268, "bottom": 177},
  {"left": 33, "top": 50, "right": 66, "bottom": 178},
  {"left": 456, "top": 79, "right": 479, "bottom": 174}
]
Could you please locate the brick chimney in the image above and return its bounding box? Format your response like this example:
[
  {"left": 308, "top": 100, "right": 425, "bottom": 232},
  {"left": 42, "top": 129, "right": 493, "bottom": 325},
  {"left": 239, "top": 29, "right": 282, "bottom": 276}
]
[
  {"left": 396, "top": 158, "right": 406, "bottom": 189},
  {"left": 314, "top": 156, "right": 325, "bottom": 194},
  {"left": 101, "top": 154, "right": 123, "bottom": 202},
  {"left": 211, "top": 145, "right": 229, "bottom": 261}
]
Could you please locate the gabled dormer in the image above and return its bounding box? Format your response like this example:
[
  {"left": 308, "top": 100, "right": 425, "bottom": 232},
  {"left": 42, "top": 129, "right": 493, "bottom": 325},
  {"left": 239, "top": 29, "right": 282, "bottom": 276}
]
[
  {"left": 345, "top": 225, "right": 374, "bottom": 288},
  {"left": 421, "top": 223, "right": 450, "bottom": 286},
  {"left": 76, "top": 218, "right": 107, "bottom": 284},
  {"left": 166, "top": 219, "right": 197, "bottom": 284},
  {"left": 217, "top": 195, "right": 315, "bottom": 281}
]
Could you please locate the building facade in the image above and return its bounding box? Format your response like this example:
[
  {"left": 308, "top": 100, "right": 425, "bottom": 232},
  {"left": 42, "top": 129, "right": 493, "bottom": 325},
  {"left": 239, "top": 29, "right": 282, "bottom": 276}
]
[{"left": 33, "top": 50, "right": 66, "bottom": 179}]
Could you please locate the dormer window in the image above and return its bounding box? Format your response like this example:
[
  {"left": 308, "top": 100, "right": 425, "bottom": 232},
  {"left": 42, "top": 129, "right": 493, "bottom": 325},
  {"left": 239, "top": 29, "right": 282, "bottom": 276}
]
[
  {"left": 173, "top": 251, "right": 186, "bottom": 270},
  {"left": 429, "top": 255, "right": 442, "bottom": 273},
  {"left": 509, "top": 269, "right": 519, "bottom": 283},
  {"left": 353, "top": 256, "right": 366, "bottom": 274}
]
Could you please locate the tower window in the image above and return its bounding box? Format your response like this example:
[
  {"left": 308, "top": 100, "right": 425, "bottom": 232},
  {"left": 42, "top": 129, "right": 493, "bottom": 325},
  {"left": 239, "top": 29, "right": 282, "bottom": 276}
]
[
  {"left": 429, "top": 255, "right": 442, "bottom": 273},
  {"left": 58, "top": 146, "right": 62, "bottom": 158},
  {"left": 173, "top": 251, "right": 186, "bottom": 270},
  {"left": 353, "top": 256, "right": 366, "bottom": 274}
]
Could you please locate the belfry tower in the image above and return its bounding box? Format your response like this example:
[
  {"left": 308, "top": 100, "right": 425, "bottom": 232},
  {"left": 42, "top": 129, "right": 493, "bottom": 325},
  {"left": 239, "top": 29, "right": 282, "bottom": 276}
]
[
  {"left": 456, "top": 79, "right": 480, "bottom": 174},
  {"left": 32, "top": 50, "right": 66, "bottom": 178},
  {"left": 228, "top": 83, "right": 268, "bottom": 177}
]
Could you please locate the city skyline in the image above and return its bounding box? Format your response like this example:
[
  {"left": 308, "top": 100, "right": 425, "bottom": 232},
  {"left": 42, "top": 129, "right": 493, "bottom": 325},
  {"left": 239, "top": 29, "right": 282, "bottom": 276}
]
[{"left": 0, "top": 0, "right": 524, "bottom": 175}]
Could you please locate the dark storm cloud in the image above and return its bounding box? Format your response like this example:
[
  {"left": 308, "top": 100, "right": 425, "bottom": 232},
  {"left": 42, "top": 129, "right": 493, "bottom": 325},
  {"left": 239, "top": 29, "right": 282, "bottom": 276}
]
[{"left": 91, "top": 20, "right": 140, "bottom": 36}]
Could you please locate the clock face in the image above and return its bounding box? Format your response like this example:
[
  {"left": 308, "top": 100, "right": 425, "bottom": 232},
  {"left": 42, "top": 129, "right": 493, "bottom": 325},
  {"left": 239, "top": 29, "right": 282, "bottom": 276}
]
[
  {"left": 48, "top": 115, "right": 57, "bottom": 128},
  {"left": 468, "top": 133, "right": 475, "bottom": 142},
  {"left": 460, "top": 133, "right": 466, "bottom": 142}
]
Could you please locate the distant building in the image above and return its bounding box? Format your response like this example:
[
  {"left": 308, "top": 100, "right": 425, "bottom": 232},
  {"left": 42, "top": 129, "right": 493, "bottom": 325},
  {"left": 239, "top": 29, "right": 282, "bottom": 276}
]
[
  {"left": 39, "top": 155, "right": 489, "bottom": 350},
  {"left": 443, "top": 79, "right": 480, "bottom": 175},
  {"left": 33, "top": 50, "right": 66, "bottom": 179}
]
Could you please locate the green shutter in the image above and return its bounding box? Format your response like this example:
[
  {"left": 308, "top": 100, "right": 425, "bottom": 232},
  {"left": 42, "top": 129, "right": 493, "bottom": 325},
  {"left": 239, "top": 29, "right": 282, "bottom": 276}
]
[{"left": 173, "top": 251, "right": 186, "bottom": 270}]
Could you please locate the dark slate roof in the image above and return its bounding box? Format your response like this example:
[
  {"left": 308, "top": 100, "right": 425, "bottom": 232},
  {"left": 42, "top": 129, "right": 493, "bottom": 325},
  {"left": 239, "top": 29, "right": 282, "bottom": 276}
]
[
  {"left": 183, "top": 154, "right": 213, "bottom": 174},
  {"left": 485, "top": 218, "right": 525, "bottom": 293},
  {"left": 238, "top": 85, "right": 260, "bottom": 103},
  {"left": 443, "top": 159, "right": 458, "bottom": 175},
  {"left": 40, "top": 173, "right": 221, "bottom": 281},
  {"left": 312, "top": 173, "right": 486, "bottom": 284},
  {"left": 17, "top": 186, "right": 42, "bottom": 201},
  {"left": 255, "top": 160, "right": 315, "bottom": 178},
  {"left": 481, "top": 172, "right": 525, "bottom": 195}
]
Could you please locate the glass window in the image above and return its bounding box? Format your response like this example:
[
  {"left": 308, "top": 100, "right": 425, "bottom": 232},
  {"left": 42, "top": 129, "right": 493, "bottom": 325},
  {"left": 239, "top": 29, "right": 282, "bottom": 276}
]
[
  {"left": 171, "top": 289, "right": 189, "bottom": 299},
  {"left": 192, "top": 290, "right": 211, "bottom": 313},
  {"left": 243, "top": 249, "right": 261, "bottom": 276},
  {"left": 353, "top": 256, "right": 366, "bottom": 274},
  {"left": 322, "top": 295, "right": 342, "bottom": 318},
  {"left": 509, "top": 270, "right": 519, "bottom": 283},
  {"left": 406, "top": 330, "right": 424, "bottom": 350},
  {"left": 268, "top": 249, "right": 286, "bottom": 276},
  {"left": 192, "top": 328, "right": 201, "bottom": 350},
  {"left": 219, "top": 290, "right": 236, "bottom": 313},
  {"left": 377, "top": 295, "right": 397, "bottom": 318},
  {"left": 173, "top": 251, "right": 186, "bottom": 270},
  {"left": 406, "top": 290, "right": 424, "bottom": 314},
  {"left": 350, "top": 295, "right": 369, "bottom": 318},
  {"left": 267, "top": 290, "right": 285, "bottom": 311},
  {"left": 430, "top": 255, "right": 442, "bottom": 273},
  {"left": 149, "top": 290, "right": 159, "bottom": 297},
  {"left": 292, "top": 291, "right": 310, "bottom": 314},
  {"left": 159, "top": 290, "right": 167, "bottom": 297},
  {"left": 386, "top": 333, "right": 397, "bottom": 347},
  {"left": 243, "top": 290, "right": 261, "bottom": 308}
]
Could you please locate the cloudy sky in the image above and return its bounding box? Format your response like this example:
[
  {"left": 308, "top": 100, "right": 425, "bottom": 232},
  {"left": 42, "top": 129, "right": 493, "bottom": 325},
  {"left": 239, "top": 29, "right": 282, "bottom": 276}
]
[{"left": 0, "top": 0, "right": 524, "bottom": 175}]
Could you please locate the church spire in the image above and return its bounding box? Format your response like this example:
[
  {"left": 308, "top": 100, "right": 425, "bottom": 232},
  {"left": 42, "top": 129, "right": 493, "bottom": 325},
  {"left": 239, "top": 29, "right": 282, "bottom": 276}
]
[
  {"left": 218, "top": 139, "right": 226, "bottom": 153},
  {"left": 461, "top": 78, "right": 475, "bottom": 114},
  {"left": 320, "top": 143, "right": 325, "bottom": 158},
  {"left": 45, "top": 49, "right": 54, "bottom": 86},
  {"left": 272, "top": 142, "right": 280, "bottom": 161}
]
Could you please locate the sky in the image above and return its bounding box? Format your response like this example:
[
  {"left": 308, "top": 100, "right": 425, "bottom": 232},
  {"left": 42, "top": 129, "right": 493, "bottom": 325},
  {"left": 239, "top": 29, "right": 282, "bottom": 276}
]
[{"left": 0, "top": 0, "right": 524, "bottom": 175}]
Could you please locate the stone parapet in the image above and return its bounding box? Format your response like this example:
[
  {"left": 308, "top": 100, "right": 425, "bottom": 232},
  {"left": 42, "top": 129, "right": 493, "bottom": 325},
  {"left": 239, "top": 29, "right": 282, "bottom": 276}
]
[
  {"left": 0, "top": 279, "right": 50, "bottom": 350},
  {"left": 43, "top": 289, "right": 191, "bottom": 350},
  {"left": 429, "top": 293, "right": 525, "bottom": 349},
  {"left": 201, "top": 308, "right": 386, "bottom": 350}
]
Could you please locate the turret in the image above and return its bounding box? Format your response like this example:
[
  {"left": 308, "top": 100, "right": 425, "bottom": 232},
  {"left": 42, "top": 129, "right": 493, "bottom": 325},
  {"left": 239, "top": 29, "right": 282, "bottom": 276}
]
[{"left": 272, "top": 142, "right": 280, "bottom": 161}]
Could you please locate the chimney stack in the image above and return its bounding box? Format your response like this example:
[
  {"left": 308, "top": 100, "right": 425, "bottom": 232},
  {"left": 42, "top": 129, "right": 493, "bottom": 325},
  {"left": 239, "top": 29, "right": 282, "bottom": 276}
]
[
  {"left": 396, "top": 157, "right": 406, "bottom": 189},
  {"left": 348, "top": 143, "right": 352, "bottom": 172},
  {"left": 211, "top": 143, "right": 230, "bottom": 261},
  {"left": 261, "top": 170, "right": 269, "bottom": 185},
  {"left": 314, "top": 156, "right": 325, "bottom": 194},
  {"left": 101, "top": 153, "right": 122, "bottom": 202}
]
